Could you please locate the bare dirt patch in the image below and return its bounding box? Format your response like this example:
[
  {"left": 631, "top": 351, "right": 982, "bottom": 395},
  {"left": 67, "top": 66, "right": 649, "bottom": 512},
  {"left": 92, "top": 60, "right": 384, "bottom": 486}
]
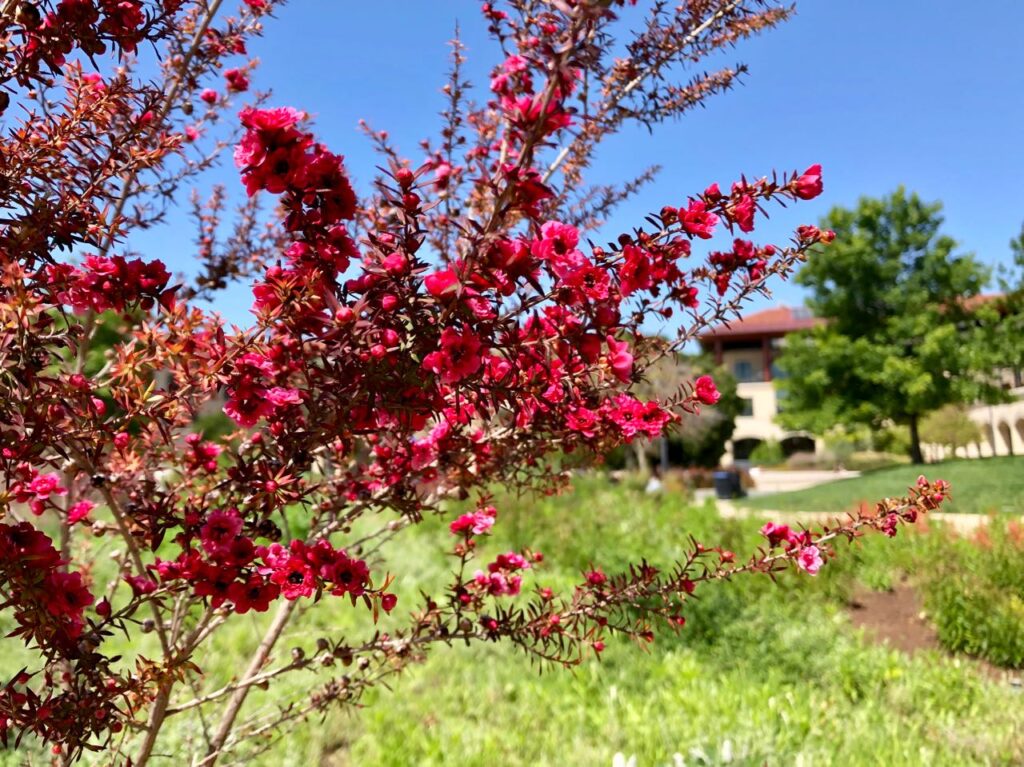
[
  {"left": 847, "top": 584, "right": 940, "bottom": 656},
  {"left": 847, "top": 583, "right": 1014, "bottom": 681}
]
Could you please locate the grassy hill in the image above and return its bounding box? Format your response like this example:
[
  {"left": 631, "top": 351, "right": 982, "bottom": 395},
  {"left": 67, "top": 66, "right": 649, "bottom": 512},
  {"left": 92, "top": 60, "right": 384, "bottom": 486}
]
[{"left": 744, "top": 456, "right": 1024, "bottom": 515}]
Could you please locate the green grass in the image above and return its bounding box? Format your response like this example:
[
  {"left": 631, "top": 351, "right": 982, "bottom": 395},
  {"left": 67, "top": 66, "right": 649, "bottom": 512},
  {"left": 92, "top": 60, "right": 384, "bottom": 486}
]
[
  {"left": 4, "top": 476, "right": 1023, "bottom": 766},
  {"left": 743, "top": 456, "right": 1024, "bottom": 515}
]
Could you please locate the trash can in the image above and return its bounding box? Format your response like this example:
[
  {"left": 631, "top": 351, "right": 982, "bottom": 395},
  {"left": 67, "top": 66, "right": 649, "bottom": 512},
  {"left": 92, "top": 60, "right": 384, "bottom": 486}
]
[{"left": 712, "top": 469, "right": 742, "bottom": 499}]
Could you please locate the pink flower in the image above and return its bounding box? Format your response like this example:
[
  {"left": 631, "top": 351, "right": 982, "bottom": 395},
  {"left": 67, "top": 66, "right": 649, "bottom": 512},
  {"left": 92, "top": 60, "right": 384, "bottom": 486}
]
[
  {"left": 760, "top": 522, "right": 794, "bottom": 548},
  {"left": 200, "top": 88, "right": 218, "bottom": 104},
  {"left": 693, "top": 375, "right": 720, "bottom": 405},
  {"left": 792, "top": 164, "right": 823, "bottom": 200},
  {"left": 566, "top": 406, "right": 600, "bottom": 438},
  {"left": 422, "top": 328, "right": 483, "bottom": 384},
  {"left": 264, "top": 387, "right": 303, "bottom": 408},
  {"left": 797, "top": 545, "right": 823, "bottom": 575},
  {"left": 531, "top": 221, "right": 580, "bottom": 263},
  {"left": 424, "top": 268, "right": 459, "bottom": 299},
  {"left": 224, "top": 68, "right": 249, "bottom": 93},
  {"left": 450, "top": 506, "right": 497, "bottom": 536},
  {"left": 67, "top": 500, "right": 96, "bottom": 525},
  {"left": 606, "top": 336, "right": 633, "bottom": 383},
  {"left": 200, "top": 509, "right": 243, "bottom": 557},
  {"left": 731, "top": 194, "right": 756, "bottom": 233},
  {"left": 28, "top": 473, "right": 66, "bottom": 501}
]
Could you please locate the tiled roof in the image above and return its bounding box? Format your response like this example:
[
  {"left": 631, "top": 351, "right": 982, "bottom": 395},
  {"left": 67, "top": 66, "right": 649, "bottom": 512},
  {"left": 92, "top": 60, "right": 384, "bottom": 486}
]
[{"left": 697, "top": 305, "right": 822, "bottom": 341}]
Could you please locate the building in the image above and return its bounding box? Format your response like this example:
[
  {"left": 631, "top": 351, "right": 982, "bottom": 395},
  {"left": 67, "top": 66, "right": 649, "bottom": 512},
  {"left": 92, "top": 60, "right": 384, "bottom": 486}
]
[
  {"left": 697, "top": 305, "right": 822, "bottom": 465},
  {"left": 929, "top": 293, "right": 1024, "bottom": 460},
  {"left": 699, "top": 300, "right": 1024, "bottom": 465}
]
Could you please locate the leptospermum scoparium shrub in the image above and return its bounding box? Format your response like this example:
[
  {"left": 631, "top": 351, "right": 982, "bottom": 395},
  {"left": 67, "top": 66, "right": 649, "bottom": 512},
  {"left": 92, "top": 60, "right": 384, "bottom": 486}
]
[{"left": 0, "top": 1, "right": 952, "bottom": 763}]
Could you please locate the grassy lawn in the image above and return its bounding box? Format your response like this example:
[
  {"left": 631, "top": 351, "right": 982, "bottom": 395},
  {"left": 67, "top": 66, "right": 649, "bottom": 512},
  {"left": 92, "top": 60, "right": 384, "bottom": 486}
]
[
  {"left": 4, "top": 475, "right": 1023, "bottom": 765},
  {"left": 744, "top": 456, "right": 1024, "bottom": 515}
]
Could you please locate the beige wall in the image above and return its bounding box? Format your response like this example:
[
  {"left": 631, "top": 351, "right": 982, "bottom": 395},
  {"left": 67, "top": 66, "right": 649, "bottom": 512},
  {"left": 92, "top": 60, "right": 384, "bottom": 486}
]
[
  {"left": 720, "top": 348, "right": 768, "bottom": 382},
  {"left": 734, "top": 381, "right": 785, "bottom": 442},
  {"left": 922, "top": 387, "right": 1024, "bottom": 461},
  {"left": 720, "top": 379, "right": 820, "bottom": 465}
]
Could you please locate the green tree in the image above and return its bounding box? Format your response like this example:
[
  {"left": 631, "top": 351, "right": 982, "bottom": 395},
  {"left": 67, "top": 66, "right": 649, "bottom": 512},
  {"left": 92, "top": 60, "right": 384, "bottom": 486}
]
[
  {"left": 985, "top": 222, "right": 1024, "bottom": 387},
  {"left": 919, "top": 404, "right": 982, "bottom": 458},
  {"left": 775, "top": 188, "right": 996, "bottom": 464}
]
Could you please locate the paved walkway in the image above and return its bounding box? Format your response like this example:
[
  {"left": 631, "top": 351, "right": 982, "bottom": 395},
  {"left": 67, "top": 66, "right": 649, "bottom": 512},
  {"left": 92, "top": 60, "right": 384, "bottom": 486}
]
[
  {"left": 749, "top": 468, "right": 861, "bottom": 493},
  {"left": 716, "top": 499, "right": 1003, "bottom": 535}
]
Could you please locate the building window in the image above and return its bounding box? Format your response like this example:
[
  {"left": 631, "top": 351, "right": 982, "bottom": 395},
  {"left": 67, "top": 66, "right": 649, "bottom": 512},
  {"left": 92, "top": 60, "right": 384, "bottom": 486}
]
[
  {"left": 739, "top": 398, "right": 754, "bottom": 417},
  {"left": 734, "top": 360, "right": 756, "bottom": 382}
]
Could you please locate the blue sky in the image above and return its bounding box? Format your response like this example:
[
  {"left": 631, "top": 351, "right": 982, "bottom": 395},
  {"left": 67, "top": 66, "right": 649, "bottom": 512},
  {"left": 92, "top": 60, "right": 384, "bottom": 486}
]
[{"left": 136, "top": 0, "right": 1024, "bottom": 327}]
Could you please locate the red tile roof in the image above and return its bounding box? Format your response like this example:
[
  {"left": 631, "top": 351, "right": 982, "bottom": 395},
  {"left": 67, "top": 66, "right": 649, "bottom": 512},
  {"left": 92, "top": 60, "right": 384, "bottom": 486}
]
[
  {"left": 697, "top": 305, "right": 822, "bottom": 343},
  {"left": 962, "top": 292, "right": 1004, "bottom": 312}
]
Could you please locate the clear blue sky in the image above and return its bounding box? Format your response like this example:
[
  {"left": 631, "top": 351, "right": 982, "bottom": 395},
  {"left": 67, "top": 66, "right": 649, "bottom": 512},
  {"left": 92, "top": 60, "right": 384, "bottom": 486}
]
[{"left": 136, "top": 0, "right": 1024, "bottom": 326}]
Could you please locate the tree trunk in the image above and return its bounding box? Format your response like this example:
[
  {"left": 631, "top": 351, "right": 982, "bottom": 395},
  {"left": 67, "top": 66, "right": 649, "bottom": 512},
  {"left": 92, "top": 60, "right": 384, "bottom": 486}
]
[
  {"left": 633, "top": 439, "right": 650, "bottom": 475},
  {"left": 909, "top": 414, "right": 924, "bottom": 464}
]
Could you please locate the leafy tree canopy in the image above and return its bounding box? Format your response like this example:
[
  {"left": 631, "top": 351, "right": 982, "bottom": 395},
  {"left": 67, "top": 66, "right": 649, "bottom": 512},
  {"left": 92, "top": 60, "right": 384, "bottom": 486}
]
[{"left": 776, "top": 188, "right": 999, "bottom": 463}]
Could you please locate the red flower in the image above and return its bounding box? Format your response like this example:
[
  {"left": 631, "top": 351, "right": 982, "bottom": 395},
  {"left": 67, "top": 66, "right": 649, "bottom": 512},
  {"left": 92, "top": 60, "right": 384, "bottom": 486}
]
[
  {"left": 43, "top": 570, "right": 94, "bottom": 625},
  {"left": 559, "top": 262, "right": 610, "bottom": 303},
  {"left": 48, "top": 255, "right": 172, "bottom": 313},
  {"left": 326, "top": 554, "right": 370, "bottom": 597},
  {"left": 67, "top": 500, "right": 95, "bottom": 525},
  {"left": 267, "top": 552, "right": 316, "bottom": 600},
  {"left": 693, "top": 375, "right": 720, "bottom": 405},
  {"left": 759, "top": 522, "right": 794, "bottom": 548},
  {"left": 224, "top": 68, "right": 249, "bottom": 93},
  {"left": 234, "top": 106, "right": 310, "bottom": 196},
  {"left": 228, "top": 575, "right": 279, "bottom": 614},
  {"left": 731, "top": 194, "right": 756, "bottom": 233},
  {"left": 792, "top": 164, "right": 823, "bottom": 200},
  {"left": 605, "top": 336, "right": 633, "bottom": 383},
  {"left": 566, "top": 406, "right": 600, "bottom": 438},
  {"left": 422, "top": 328, "right": 483, "bottom": 384},
  {"left": 679, "top": 200, "right": 718, "bottom": 239},
  {"left": 425, "top": 268, "right": 459, "bottom": 299},
  {"left": 618, "top": 245, "right": 652, "bottom": 296}
]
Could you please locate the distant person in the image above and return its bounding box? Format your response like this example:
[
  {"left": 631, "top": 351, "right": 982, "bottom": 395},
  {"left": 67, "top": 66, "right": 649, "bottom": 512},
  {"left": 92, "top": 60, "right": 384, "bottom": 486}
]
[{"left": 645, "top": 466, "right": 664, "bottom": 495}]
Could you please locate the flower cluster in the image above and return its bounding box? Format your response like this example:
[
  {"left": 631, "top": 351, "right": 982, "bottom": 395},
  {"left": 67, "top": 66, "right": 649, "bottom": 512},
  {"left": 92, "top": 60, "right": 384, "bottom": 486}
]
[
  {"left": 10, "top": 466, "right": 67, "bottom": 516},
  {"left": 155, "top": 508, "right": 389, "bottom": 613},
  {"left": 759, "top": 522, "right": 822, "bottom": 574},
  {"left": 222, "top": 352, "right": 303, "bottom": 428},
  {"left": 0, "top": 523, "right": 94, "bottom": 646},
  {"left": 46, "top": 254, "right": 173, "bottom": 313},
  {"left": 471, "top": 551, "right": 533, "bottom": 597}
]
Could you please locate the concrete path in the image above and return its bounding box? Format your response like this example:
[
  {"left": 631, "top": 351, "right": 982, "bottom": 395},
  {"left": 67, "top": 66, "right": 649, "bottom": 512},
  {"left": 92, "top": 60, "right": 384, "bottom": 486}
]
[
  {"left": 749, "top": 468, "right": 861, "bottom": 493},
  {"left": 716, "top": 499, "right": 1005, "bottom": 535}
]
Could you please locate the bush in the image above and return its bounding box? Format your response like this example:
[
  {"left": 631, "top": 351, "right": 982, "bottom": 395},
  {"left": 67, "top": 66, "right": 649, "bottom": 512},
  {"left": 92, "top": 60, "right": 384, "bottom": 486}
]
[
  {"left": 922, "top": 521, "right": 1024, "bottom": 668},
  {"left": 750, "top": 439, "right": 784, "bottom": 466}
]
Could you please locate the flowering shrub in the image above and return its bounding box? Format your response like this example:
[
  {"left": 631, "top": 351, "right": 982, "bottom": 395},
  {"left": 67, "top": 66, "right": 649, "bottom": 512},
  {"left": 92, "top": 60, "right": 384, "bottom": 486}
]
[{"left": 0, "top": 1, "right": 950, "bottom": 763}]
